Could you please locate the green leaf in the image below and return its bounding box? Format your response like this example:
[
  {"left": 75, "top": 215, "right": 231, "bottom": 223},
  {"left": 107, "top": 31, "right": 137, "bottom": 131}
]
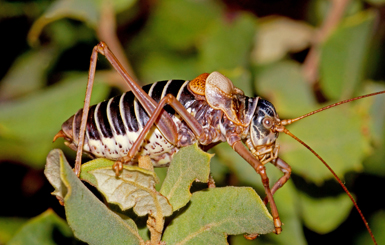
[
  {"left": 268, "top": 182, "right": 306, "bottom": 245},
  {"left": 160, "top": 144, "right": 212, "bottom": 211},
  {"left": 28, "top": 0, "right": 99, "bottom": 46},
  {"left": 127, "top": 0, "right": 258, "bottom": 85},
  {"left": 45, "top": 149, "right": 143, "bottom": 244},
  {"left": 142, "top": 0, "right": 221, "bottom": 51},
  {"left": 132, "top": 52, "right": 199, "bottom": 84},
  {"left": 320, "top": 10, "right": 376, "bottom": 100},
  {"left": 213, "top": 146, "right": 307, "bottom": 244},
  {"left": 361, "top": 82, "right": 385, "bottom": 176},
  {"left": 0, "top": 47, "right": 56, "bottom": 100},
  {"left": 79, "top": 158, "right": 117, "bottom": 186},
  {"left": 212, "top": 144, "right": 261, "bottom": 188},
  {"left": 230, "top": 181, "right": 307, "bottom": 245},
  {"left": 279, "top": 105, "right": 370, "bottom": 184},
  {"left": 255, "top": 60, "right": 371, "bottom": 184},
  {"left": 300, "top": 192, "right": 353, "bottom": 234},
  {"left": 0, "top": 217, "right": 28, "bottom": 244},
  {"left": 255, "top": 60, "right": 316, "bottom": 117},
  {"left": 7, "top": 210, "right": 73, "bottom": 245},
  {"left": 198, "top": 13, "right": 256, "bottom": 71},
  {"left": 162, "top": 187, "right": 275, "bottom": 244}
]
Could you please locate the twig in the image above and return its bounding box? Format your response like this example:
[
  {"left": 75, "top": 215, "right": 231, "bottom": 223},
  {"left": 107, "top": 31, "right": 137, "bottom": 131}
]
[
  {"left": 97, "top": 0, "right": 138, "bottom": 90},
  {"left": 303, "top": 0, "right": 351, "bottom": 84}
]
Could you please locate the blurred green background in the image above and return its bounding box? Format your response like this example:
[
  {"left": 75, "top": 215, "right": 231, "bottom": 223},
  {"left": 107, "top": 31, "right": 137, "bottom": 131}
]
[{"left": 1, "top": 0, "right": 385, "bottom": 244}]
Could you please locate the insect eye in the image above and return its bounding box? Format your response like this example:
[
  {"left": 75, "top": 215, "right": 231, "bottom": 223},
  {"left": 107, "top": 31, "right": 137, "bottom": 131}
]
[{"left": 262, "top": 117, "right": 273, "bottom": 129}]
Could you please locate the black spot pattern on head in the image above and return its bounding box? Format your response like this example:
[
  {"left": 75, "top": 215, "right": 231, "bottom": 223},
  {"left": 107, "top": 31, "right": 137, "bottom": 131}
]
[
  {"left": 251, "top": 99, "right": 279, "bottom": 142},
  {"left": 260, "top": 99, "right": 276, "bottom": 118}
]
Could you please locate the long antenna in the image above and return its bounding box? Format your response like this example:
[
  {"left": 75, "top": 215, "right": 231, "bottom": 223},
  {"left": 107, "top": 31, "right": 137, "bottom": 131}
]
[
  {"left": 281, "top": 90, "right": 385, "bottom": 126},
  {"left": 275, "top": 126, "right": 377, "bottom": 245},
  {"left": 272, "top": 90, "right": 385, "bottom": 245}
]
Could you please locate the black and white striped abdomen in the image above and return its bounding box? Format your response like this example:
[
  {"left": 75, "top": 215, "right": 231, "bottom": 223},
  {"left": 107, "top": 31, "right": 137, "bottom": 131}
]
[{"left": 75, "top": 79, "right": 195, "bottom": 166}]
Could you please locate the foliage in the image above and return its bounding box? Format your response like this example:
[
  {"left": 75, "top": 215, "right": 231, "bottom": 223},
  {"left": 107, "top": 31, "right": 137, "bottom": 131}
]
[
  {"left": 1, "top": 0, "right": 385, "bottom": 244},
  {"left": 43, "top": 146, "right": 274, "bottom": 244}
]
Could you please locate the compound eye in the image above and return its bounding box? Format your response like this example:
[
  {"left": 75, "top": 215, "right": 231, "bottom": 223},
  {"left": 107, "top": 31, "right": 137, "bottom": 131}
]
[{"left": 262, "top": 117, "right": 273, "bottom": 129}]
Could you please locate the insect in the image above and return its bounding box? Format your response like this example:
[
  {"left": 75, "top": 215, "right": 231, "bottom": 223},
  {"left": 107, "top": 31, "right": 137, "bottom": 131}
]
[{"left": 54, "top": 42, "right": 383, "bottom": 243}]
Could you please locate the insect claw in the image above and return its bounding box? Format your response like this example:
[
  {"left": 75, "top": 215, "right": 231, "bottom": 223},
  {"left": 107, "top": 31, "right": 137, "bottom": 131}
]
[
  {"left": 244, "top": 233, "right": 259, "bottom": 240},
  {"left": 274, "top": 223, "right": 282, "bottom": 235},
  {"left": 113, "top": 161, "right": 123, "bottom": 176}
]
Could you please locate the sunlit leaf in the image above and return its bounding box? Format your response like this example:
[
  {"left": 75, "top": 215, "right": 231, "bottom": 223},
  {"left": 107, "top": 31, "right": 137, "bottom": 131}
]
[
  {"left": 45, "top": 150, "right": 68, "bottom": 204},
  {"left": 80, "top": 158, "right": 129, "bottom": 186},
  {"left": 162, "top": 187, "right": 275, "bottom": 244},
  {"left": 252, "top": 17, "right": 314, "bottom": 65},
  {"left": 90, "top": 166, "right": 172, "bottom": 217},
  {"left": 160, "top": 144, "right": 212, "bottom": 211}
]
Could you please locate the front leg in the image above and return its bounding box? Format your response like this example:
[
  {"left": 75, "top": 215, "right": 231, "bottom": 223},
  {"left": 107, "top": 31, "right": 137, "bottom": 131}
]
[
  {"left": 262, "top": 158, "right": 292, "bottom": 205},
  {"left": 232, "top": 141, "right": 282, "bottom": 235}
]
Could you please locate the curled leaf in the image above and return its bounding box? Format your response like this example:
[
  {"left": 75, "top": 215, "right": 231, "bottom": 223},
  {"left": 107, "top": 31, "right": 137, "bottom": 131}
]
[
  {"left": 44, "top": 149, "right": 68, "bottom": 204},
  {"left": 44, "top": 149, "right": 143, "bottom": 244},
  {"left": 90, "top": 166, "right": 173, "bottom": 217}
]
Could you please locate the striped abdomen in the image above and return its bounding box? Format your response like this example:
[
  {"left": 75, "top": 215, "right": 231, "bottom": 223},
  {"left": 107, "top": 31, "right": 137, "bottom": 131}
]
[{"left": 65, "top": 79, "right": 196, "bottom": 166}]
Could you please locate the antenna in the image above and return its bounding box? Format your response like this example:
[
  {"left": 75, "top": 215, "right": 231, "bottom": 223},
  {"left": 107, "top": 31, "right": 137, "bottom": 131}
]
[
  {"left": 281, "top": 90, "right": 385, "bottom": 126},
  {"left": 272, "top": 90, "right": 385, "bottom": 245},
  {"left": 274, "top": 126, "right": 377, "bottom": 245}
]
